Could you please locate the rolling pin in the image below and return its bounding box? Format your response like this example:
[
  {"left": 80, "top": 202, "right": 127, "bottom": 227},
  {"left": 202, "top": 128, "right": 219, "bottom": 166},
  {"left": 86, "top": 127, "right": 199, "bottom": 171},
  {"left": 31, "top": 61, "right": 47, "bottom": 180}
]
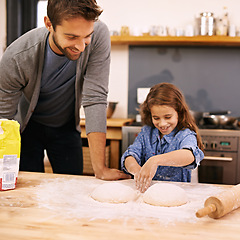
[{"left": 196, "top": 183, "right": 240, "bottom": 219}]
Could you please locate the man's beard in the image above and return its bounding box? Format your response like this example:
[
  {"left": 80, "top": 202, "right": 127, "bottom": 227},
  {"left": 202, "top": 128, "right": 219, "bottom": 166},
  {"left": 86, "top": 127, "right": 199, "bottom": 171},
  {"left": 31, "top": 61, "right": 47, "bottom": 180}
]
[{"left": 52, "top": 33, "right": 81, "bottom": 61}]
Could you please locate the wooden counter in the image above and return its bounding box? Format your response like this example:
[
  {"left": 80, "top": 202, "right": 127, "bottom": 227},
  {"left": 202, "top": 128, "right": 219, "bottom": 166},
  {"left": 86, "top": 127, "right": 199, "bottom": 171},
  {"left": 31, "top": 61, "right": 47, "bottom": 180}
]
[
  {"left": 1, "top": 172, "right": 240, "bottom": 240},
  {"left": 80, "top": 118, "right": 134, "bottom": 169}
]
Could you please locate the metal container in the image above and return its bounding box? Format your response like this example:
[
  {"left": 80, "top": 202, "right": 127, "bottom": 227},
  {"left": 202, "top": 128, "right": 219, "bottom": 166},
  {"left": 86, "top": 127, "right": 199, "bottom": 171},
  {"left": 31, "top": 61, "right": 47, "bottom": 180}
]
[
  {"left": 197, "top": 12, "right": 215, "bottom": 36},
  {"left": 190, "top": 110, "right": 238, "bottom": 127},
  {"left": 203, "top": 114, "right": 237, "bottom": 127}
]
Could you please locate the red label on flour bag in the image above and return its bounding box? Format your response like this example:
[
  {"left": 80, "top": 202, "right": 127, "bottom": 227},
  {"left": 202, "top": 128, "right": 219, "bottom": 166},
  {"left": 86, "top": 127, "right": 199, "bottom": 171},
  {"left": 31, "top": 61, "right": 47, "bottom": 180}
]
[{"left": 0, "top": 119, "right": 21, "bottom": 190}]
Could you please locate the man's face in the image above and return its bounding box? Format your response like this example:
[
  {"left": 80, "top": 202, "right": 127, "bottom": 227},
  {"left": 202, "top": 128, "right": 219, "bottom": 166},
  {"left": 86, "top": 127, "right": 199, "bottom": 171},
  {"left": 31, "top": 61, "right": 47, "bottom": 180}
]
[{"left": 45, "top": 16, "right": 94, "bottom": 61}]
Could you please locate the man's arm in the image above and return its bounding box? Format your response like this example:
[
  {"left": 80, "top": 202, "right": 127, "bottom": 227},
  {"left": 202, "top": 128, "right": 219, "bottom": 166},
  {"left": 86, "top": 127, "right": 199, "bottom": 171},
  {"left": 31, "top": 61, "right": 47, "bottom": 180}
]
[{"left": 87, "top": 132, "right": 130, "bottom": 180}]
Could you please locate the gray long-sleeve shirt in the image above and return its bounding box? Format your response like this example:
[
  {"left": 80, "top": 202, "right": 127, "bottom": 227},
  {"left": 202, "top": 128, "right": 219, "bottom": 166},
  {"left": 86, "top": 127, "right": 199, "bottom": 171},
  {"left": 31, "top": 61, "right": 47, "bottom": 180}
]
[{"left": 0, "top": 21, "right": 111, "bottom": 134}]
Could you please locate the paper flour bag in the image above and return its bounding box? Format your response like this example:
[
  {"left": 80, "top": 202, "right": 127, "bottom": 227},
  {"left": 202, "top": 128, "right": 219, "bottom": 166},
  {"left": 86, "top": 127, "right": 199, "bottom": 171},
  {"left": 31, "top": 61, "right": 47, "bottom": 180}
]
[{"left": 0, "top": 119, "right": 21, "bottom": 190}]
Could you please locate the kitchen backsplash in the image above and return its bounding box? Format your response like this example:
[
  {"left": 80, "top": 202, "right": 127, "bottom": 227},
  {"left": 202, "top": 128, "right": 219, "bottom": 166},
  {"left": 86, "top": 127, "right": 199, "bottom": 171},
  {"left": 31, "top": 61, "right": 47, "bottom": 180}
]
[{"left": 128, "top": 46, "right": 240, "bottom": 118}]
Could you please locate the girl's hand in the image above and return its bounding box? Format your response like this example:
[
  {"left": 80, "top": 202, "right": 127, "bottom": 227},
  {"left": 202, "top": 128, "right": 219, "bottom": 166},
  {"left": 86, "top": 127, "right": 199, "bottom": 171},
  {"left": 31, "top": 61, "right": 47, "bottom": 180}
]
[{"left": 135, "top": 156, "right": 158, "bottom": 193}]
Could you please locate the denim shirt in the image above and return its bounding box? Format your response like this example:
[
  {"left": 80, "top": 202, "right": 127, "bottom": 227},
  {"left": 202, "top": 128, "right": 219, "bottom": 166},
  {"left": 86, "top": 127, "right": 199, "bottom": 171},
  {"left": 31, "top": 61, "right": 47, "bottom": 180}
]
[{"left": 121, "top": 126, "right": 204, "bottom": 182}]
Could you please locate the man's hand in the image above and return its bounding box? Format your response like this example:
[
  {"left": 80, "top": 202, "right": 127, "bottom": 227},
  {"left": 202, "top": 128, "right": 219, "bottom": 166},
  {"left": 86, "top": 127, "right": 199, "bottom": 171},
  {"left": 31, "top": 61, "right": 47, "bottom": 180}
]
[
  {"left": 87, "top": 132, "right": 131, "bottom": 180},
  {"left": 94, "top": 166, "right": 131, "bottom": 180}
]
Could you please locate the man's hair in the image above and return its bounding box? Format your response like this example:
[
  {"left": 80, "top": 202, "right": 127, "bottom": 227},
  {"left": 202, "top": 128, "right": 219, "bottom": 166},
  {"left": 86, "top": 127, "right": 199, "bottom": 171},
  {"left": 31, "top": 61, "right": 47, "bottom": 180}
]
[{"left": 47, "top": 0, "right": 103, "bottom": 29}]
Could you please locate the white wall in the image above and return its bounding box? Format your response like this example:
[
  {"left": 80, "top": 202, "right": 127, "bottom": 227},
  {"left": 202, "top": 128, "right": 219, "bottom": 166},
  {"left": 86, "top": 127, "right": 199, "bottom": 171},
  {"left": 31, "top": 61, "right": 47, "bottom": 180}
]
[
  {"left": 97, "top": 0, "right": 240, "bottom": 118},
  {"left": 0, "top": 0, "right": 6, "bottom": 59},
  {"left": 1, "top": 1, "right": 240, "bottom": 118},
  {"left": 98, "top": 0, "right": 239, "bottom": 32}
]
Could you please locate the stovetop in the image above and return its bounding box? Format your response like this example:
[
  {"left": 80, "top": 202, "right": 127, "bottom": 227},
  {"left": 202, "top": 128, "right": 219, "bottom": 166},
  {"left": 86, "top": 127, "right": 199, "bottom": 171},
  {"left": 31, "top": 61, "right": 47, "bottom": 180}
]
[{"left": 198, "top": 124, "right": 240, "bottom": 130}]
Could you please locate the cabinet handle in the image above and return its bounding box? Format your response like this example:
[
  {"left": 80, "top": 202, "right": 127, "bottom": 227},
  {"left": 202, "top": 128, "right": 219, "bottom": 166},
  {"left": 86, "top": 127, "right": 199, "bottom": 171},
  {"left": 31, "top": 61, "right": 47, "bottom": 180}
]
[{"left": 204, "top": 156, "right": 232, "bottom": 161}]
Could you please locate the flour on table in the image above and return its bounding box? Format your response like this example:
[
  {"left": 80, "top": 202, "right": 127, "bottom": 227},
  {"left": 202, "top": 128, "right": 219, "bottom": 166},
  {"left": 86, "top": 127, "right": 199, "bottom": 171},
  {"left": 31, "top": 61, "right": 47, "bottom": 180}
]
[
  {"left": 91, "top": 182, "right": 137, "bottom": 203},
  {"left": 34, "top": 178, "right": 224, "bottom": 225},
  {"left": 143, "top": 183, "right": 188, "bottom": 207}
]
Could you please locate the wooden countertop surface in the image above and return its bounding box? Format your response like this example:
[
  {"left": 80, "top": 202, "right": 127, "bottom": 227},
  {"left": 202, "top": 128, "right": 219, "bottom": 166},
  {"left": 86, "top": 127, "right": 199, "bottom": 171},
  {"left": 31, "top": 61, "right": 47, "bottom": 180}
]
[
  {"left": 80, "top": 118, "right": 135, "bottom": 128},
  {"left": 80, "top": 118, "right": 135, "bottom": 140},
  {"left": 1, "top": 172, "right": 240, "bottom": 240}
]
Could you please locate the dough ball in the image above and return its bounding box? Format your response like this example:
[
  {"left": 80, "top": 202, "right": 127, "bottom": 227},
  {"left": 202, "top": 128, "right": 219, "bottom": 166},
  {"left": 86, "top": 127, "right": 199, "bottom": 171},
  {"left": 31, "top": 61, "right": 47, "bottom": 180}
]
[
  {"left": 91, "top": 182, "right": 136, "bottom": 203},
  {"left": 143, "top": 183, "right": 188, "bottom": 207}
]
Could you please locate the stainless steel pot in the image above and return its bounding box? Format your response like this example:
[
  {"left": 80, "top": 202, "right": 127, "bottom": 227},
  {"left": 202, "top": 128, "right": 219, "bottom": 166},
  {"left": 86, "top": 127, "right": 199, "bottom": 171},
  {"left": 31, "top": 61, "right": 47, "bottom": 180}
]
[
  {"left": 203, "top": 115, "right": 236, "bottom": 126},
  {"left": 190, "top": 110, "right": 238, "bottom": 127}
]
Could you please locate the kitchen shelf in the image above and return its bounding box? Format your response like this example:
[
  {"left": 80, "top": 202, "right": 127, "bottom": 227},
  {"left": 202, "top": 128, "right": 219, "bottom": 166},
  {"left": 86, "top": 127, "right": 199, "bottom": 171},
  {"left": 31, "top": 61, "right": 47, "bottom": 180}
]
[{"left": 111, "top": 35, "right": 240, "bottom": 47}]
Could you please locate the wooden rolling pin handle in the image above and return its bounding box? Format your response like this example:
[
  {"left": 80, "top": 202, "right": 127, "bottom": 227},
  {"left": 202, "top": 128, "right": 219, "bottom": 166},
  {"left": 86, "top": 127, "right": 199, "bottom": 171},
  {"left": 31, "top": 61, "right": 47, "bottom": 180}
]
[{"left": 196, "top": 204, "right": 217, "bottom": 218}]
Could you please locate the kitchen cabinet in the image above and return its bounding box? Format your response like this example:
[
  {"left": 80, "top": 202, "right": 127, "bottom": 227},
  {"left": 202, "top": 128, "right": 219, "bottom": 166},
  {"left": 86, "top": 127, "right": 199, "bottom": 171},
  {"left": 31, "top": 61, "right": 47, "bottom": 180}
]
[
  {"left": 1, "top": 172, "right": 240, "bottom": 240},
  {"left": 111, "top": 35, "right": 240, "bottom": 47},
  {"left": 80, "top": 118, "right": 134, "bottom": 170}
]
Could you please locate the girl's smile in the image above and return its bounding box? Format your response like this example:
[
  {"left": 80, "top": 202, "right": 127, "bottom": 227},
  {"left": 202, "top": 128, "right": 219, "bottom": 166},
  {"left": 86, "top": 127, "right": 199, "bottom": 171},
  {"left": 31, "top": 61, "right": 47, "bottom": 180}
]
[{"left": 150, "top": 105, "right": 178, "bottom": 136}]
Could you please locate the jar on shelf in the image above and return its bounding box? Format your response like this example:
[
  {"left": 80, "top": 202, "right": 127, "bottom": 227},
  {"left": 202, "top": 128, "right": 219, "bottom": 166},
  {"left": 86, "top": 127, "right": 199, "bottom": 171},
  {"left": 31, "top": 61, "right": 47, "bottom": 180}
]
[
  {"left": 216, "top": 7, "right": 229, "bottom": 36},
  {"left": 196, "top": 12, "right": 215, "bottom": 36},
  {"left": 120, "top": 26, "right": 130, "bottom": 36}
]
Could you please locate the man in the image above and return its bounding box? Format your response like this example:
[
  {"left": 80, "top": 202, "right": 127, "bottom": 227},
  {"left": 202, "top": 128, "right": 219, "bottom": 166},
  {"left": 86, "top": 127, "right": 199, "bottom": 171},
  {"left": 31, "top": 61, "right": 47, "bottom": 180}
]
[{"left": 0, "top": 0, "right": 129, "bottom": 180}]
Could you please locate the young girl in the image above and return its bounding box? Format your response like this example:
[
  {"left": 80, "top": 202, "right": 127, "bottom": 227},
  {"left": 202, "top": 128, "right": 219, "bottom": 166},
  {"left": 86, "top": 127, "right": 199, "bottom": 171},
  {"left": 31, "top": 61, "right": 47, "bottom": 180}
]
[{"left": 121, "top": 82, "right": 204, "bottom": 193}]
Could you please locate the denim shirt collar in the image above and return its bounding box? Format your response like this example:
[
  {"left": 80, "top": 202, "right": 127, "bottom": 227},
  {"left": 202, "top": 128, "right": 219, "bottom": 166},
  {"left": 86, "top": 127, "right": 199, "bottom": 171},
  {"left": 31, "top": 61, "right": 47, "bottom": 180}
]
[{"left": 151, "top": 127, "right": 178, "bottom": 144}]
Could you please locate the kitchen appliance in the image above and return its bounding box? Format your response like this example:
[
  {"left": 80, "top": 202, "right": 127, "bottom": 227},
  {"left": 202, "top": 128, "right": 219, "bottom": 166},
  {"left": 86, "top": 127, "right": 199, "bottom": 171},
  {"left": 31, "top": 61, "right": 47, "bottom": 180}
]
[
  {"left": 122, "top": 125, "right": 240, "bottom": 185},
  {"left": 198, "top": 129, "right": 240, "bottom": 185}
]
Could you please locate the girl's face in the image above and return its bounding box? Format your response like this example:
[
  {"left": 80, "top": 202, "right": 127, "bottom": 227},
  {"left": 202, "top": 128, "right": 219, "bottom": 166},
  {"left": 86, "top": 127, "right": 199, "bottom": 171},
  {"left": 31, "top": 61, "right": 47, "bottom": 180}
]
[{"left": 150, "top": 105, "right": 178, "bottom": 137}]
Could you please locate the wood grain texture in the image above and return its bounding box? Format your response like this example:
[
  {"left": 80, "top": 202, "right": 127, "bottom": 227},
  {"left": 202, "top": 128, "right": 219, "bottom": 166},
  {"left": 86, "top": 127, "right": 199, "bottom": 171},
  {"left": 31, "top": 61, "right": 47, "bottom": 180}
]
[
  {"left": 111, "top": 35, "right": 240, "bottom": 47},
  {"left": 0, "top": 172, "right": 240, "bottom": 240}
]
